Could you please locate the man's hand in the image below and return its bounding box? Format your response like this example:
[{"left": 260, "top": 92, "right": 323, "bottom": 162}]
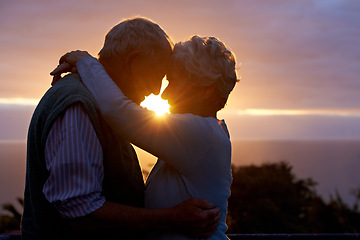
[
  {"left": 50, "top": 50, "right": 91, "bottom": 85},
  {"left": 170, "top": 198, "right": 221, "bottom": 238}
]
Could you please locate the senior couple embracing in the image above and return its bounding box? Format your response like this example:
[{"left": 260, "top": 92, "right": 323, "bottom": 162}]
[{"left": 23, "top": 17, "right": 238, "bottom": 240}]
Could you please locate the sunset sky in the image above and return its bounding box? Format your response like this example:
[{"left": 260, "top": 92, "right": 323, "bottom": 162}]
[{"left": 1, "top": 0, "right": 360, "bottom": 140}]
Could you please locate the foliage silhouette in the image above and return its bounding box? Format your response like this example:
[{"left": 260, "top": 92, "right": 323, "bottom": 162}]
[
  {"left": 0, "top": 198, "right": 22, "bottom": 234},
  {"left": 226, "top": 162, "right": 360, "bottom": 233},
  {"left": 2, "top": 163, "right": 360, "bottom": 234}
]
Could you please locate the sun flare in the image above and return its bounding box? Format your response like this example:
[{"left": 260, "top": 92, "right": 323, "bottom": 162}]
[
  {"left": 141, "top": 94, "right": 170, "bottom": 116},
  {"left": 140, "top": 79, "right": 170, "bottom": 116}
]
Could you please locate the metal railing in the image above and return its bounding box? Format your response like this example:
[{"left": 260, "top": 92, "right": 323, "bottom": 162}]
[
  {"left": 228, "top": 234, "right": 360, "bottom": 239},
  {"left": 1, "top": 233, "right": 360, "bottom": 239}
]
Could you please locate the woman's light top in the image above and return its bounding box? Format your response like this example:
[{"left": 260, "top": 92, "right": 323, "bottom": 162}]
[{"left": 77, "top": 56, "right": 232, "bottom": 239}]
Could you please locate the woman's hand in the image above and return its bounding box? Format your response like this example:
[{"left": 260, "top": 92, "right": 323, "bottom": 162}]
[{"left": 50, "top": 50, "right": 92, "bottom": 85}]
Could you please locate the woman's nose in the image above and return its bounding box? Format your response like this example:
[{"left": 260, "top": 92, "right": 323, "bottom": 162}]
[{"left": 161, "top": 87, "right": 169, "bottom": 100}]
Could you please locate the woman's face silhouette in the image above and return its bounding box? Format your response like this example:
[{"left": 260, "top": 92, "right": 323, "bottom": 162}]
[{"left": 162, "top": 73, "right": 204, "bottom": 115}]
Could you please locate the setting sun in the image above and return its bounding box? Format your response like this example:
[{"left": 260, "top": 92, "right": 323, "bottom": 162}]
[
  {"left": 141, "top": 94, "right": 170, "bottom": 115},
  {"left": 140, "top": 79, "right": 170, "bottom": 116}
]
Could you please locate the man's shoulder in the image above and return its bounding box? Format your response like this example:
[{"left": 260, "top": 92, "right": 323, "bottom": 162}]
[
  {"left": 49, "top": 73, "right": 89, "bottom": 96},
  {"left": 37, "top": 74, "right": 96, "bottom": 111},
  {"left": 31, "top": 73, "right": 98, "bottom": 130},
  {"left": 29, "top": 74, "right": 105, "bottom": 150}
]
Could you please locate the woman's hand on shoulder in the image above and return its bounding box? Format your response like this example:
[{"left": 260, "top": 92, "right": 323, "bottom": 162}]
[{"left": 50, "top": 50, "right": 92, "bottom": 85}]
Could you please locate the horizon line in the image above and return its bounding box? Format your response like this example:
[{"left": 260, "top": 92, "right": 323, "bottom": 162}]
[
  {"left": 1, "top": 98, "right": 360, "bottom": 118},
  {"left": 0, "top": 98, "right": 39, "bottom": 106},
  {"left": 235, "top": 108, "right": 360, "bottom": 117}
]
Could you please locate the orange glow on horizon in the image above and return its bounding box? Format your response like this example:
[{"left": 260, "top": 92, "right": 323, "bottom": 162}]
[
  {"left": 0, "top": 98, "right": 39, "bottom": 106},
  {"left": 2, "top": 97, "right": 359, "bottom": 118},
  {"left": 237, "top": 109, "right": 360, "bottom": 117}
]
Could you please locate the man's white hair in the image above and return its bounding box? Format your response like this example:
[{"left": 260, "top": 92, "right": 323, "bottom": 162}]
[
  {"left": 169, "top": 36, "right": 238, "bottom": 109},
  {"left": 99, "top": 17, "right": 173, "bottom": 60}
]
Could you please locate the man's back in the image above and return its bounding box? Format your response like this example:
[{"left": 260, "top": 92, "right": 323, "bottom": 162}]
[{"left": 22, "top": 74, "right": 145, "bottom": 239}]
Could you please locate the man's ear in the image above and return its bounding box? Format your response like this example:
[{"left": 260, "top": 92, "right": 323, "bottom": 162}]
[{"left": 125, "top": 50, "right": 141, "bottom": 73}]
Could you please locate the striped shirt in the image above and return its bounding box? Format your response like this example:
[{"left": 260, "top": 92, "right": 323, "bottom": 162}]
[{"left": 43, "top": 103, "right": 106, "bottom": 219}]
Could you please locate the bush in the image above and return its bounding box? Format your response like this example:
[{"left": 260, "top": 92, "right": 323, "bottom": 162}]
[{"left": 227, "top": 162, "right": 360, "bottom": 233}]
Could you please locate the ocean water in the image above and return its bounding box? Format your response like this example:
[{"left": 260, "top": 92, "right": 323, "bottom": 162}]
[
  {"left": 0, "top": 141, "right": 26, "bottom": 215},
  {"left": 0, "top": 140, "right": 359, "bottom": 215}
]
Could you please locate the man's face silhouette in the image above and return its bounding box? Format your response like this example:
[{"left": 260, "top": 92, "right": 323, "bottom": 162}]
[
  {"left": 127, "top": 53, "right": 169, "bottom": 105},
  {"left": 106, "top": 50, "right": 170, "bottom": 105}
]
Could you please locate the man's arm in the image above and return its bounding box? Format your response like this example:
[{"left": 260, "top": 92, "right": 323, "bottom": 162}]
[
  {"left": 44, "top": 103, "right": 220, "bottom": 237},
  {"left": 69, "top": 198, "right": 220, "bottom": 238},
  {"left": 43, "top": 103, "right": 106, "bottom": 218}
]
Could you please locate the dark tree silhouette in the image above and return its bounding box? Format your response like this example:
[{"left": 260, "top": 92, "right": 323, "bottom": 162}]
[
  {"left": 1, "top": 164, "right": 360, "bottom": 234},
  {"left": 0, "top": 197, "right": 23, "bottom": 233},
  {"left": 2, "top": 204, "right": 21, "bottom": 224},
  {"left": 226, "top": 162, "right": 360, "bottom": 234}
]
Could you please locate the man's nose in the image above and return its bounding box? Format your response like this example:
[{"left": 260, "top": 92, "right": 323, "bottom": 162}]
[{"left": 152, "top": 87, "right": 161, "bottom": 96}]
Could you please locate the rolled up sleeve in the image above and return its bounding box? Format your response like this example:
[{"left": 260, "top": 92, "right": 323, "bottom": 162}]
[{"left": 43, "top": 104, "right": 105, "bottom": 219}]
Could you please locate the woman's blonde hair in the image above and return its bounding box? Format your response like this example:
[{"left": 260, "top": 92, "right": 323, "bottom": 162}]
[{"left": 169, "top": 36, "right": 239, "bottom": 110}]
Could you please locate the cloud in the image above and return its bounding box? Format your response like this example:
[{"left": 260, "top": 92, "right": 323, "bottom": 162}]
[
  {"left": 220, "top": 112, "right": 360, "bottom": 140},
  {"left": 1, "top": 0, "right": 360, "bottom": 140},
  {"left": 226, "top": 0, "right": 360, "bottom": 110},
  {"left": 0, "top": 104, "right": 35, "bottom": 140},
  {"left": 236, "top": 109, "right": 360, "bottom": 117},
  {"left": 2, "top": 103, "right": 360, "bottom": 141},
  {"left": 0, "top": 98, "right": 39, "bottom": 106}
]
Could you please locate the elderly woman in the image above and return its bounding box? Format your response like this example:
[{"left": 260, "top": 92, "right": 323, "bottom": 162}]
[{"left": 56, "top": 36, "right": 238, "bottom": 239}]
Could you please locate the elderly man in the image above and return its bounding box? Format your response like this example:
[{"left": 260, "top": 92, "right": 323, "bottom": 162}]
[{"left": 22, "top": 17, "right": 220, "bottom": 240}]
